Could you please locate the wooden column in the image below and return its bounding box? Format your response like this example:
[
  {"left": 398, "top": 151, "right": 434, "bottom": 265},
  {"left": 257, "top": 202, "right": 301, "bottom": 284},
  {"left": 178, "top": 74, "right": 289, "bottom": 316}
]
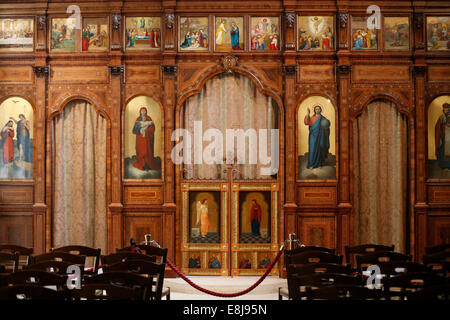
[
  {"left": 108, "top": 10, "right": 124, "bottom": 254},
  {"left": 162, "top": 3, "right": 177, "bottom": 273},
  {"left": 33, "top": 13, "right": 48, "bottom": 254}
]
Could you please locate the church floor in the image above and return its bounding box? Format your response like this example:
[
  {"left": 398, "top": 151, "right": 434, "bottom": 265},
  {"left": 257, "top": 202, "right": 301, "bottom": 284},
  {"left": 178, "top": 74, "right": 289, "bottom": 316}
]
[{"left": 163, "top": 276, "right": 287, "bottom": 300}]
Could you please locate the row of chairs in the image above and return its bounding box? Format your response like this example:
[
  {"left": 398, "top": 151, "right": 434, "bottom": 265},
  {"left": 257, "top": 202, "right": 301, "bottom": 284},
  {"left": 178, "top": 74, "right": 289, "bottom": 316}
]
[
  {"left": 280, "top": 243, "right": 450, "bottom": 300},
  {"left": 0, "top": 243, "right": 171, "bottom": 300}
]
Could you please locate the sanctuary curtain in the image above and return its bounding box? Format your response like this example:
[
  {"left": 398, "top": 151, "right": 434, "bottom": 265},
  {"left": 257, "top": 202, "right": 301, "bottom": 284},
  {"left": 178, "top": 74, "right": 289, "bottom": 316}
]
[
  {"left": 52, "top": 100, "right": 107, "bottom": 253},
  {"left": 352, "top": 99, "right": 408, "bottom": 253},
  {"left": 182, "top": 73, "right": 278, "bottom": 180}
]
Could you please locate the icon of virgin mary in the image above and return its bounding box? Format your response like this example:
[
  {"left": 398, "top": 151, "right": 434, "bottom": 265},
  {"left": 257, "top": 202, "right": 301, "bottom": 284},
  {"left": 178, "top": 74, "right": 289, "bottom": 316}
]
[{"left": 132, "top": 106, "right": 160, "bottom": 171}]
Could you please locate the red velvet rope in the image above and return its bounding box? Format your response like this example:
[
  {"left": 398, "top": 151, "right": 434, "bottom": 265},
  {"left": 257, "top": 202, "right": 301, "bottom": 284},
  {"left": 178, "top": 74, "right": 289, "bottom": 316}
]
[{"left": 166, "top": 248, "right": 283, "bottom": 298}]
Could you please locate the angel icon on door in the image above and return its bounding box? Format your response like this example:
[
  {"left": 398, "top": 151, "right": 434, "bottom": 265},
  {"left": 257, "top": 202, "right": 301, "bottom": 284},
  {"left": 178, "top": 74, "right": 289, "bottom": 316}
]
[{"left": 196, "top": 199, "right": 210, "bottom": 238}]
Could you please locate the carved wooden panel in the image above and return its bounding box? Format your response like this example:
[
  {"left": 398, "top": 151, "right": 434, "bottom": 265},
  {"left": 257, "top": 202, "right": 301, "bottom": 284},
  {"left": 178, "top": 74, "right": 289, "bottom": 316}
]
[
  {"left": 428, "top": 186, "right": 450, "bottom": 204},
  {"left": 297, "top": 215, "right": 336, "bottom": 248},
  {"left": 0, "top": 185, "right": 33, "bottom": 204},
  {"left": 125, "top": 65, "right": 160, "bottom": 84},
  {"left": 243, "top": 62, "right": 282, "bottom": 93},
  {"left": 0, "top": 66, "right": 33, "bottom": 83},
  {"left": 427, "top": 65, "right": 450, "bottom": 82},
  {"left": 298, "top": 64, "right": 335, "bottom": 83},
  {"left": 352, "top": 65, "right": 410, "bottom": 82},
  {"left": 124, "top": 186, "right": 163, "bottom": 204},
  {"left": 297, "top": 186, "right": 337, "bottom": 206},
  {"left": 427, "top": 215, "right": 450, "bottom": 247},
  {"left": 0, "top": 215, "right": 33, "bottom": 247},
  {"left": 177, "top": 62, "right": 217, "bottom": 95},
  {"left": 49, "top": 66, "right": 109, "bottom": 84},
  {"left": 124, "top": 214, "right": 163, "bottom": 247}
]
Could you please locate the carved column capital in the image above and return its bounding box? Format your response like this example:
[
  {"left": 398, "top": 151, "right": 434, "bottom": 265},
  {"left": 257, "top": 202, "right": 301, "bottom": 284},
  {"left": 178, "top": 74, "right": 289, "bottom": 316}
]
[
  {"left": 112, "top": 14, "right": 121, "bottom": 30},
  {"left": 339, "top": 13, "right": 348, "bottom": 28},
  {"left": 410, "top": 65, "right": 427, "bottom": 75},
  {"left": 162, "top": 65, "right": 178, "bottom": 76},
  {"left": 336, "top": 64, "right": 352, "bottom": 75},
  {"left": 37, "top": 15, "right": 46, "bottom": 30},
  {"left": 282, "top": 65, "right": 297, "bottom": 76},
  {"left": 33, "top": 66, "right": 49, "bottom": 77},
  {"left": 109, "top": 65, "right": 124, "bottom": 77},
  {"left": 165, "top": 13, "right": 175, "bottom": 29},
  {"left": 285, "top": 13, "right": 295, "bottom": 29}
]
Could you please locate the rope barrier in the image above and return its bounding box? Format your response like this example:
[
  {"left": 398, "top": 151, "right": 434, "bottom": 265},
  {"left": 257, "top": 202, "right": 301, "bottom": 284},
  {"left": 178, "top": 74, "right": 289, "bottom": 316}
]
[{"left": 165, "top": 248, "right": 284, "bottom": 298}]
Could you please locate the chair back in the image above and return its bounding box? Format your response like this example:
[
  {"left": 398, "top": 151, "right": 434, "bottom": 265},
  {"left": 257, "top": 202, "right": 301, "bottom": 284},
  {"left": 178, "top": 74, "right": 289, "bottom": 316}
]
[
  {"left": 383, "top": 272, "right": 446, "bottom": 300},
  {"left": 286, "top": 263, "right": 352, "bottom": 276},
  {"left": 101, "top": 252, "right": 156, "bottom": 267},
  {"left": 25, "top": 260, "right": 74, "bottom": 275},
  {"left": 378, "top": 261, "right": 429, "bottom": 276},
  {"left": 0, "top": 284, "right": 68, "bottom": 300},
  {"left": 0, "top": 253, "right": 19, "bottom": 273},
  {"left": 306, "top": 284, "right": 382, "bottom": 300},
  {"left": 345, "top": 244, "right": 394, "bottom": 267},
  {"left": 52, "top": 245, "right": 101, "bottom": 275},
  {"left": 84, "top": 271, "right": 154, "bottom": 300},
  {"left": 117, "top": 245, "right": 168, "bottom": 263},
  {"left": 425, "top": 244, "right": 450, "bottom": 255},
  {"left": 31, "top": 252, "right": 86, "bottom": 266},
  {"left": 4, "top": 270, "right": 68, "bottom": 289},
  {"left": 406, "top": 284, "right": 450, "bottom": 301},
  {"left": 0, "top": 245, "right": 33, "bottom": 270},
  {"left": 285, "top": 251, "right": 343, "bottom": 265},
  {"left": 71, "top": 283, "right": 142, "bottom": 300},
  {"left": 102, "top": 259, "right": 165, "bottom": 300},
  {"left": 422, "top": 251, "right": 450, "bottom": 277},
  {"left": 291, "top": 273, "right": 363, "bottom": 300},
  {"left": 355, "top": 251, "right": 410, "bottom": 270}
]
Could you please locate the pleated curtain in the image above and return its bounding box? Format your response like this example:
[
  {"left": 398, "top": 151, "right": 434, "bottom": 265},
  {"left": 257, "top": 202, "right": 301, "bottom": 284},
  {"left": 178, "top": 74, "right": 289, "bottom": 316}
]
[
  {"left": 182, "top": 73, "right": 278, "bottom": 180},
  {"left": 352, "top": 99, "right": 408, "bottom": 252},
  {"left": 52, "top": 99, "right": 107, "bottom": 253}
]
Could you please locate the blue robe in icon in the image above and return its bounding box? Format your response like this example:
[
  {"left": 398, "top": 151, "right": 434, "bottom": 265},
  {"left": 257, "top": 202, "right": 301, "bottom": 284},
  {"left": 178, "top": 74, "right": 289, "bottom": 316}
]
[{"left": 306, "top": 115, "right": 331, "bottom": 169}]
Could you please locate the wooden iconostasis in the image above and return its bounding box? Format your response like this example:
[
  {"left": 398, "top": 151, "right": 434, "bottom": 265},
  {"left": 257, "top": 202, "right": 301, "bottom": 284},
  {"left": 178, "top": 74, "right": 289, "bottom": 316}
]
[{"left": 0, "top": 0, "right": 449, "bottom": 276}]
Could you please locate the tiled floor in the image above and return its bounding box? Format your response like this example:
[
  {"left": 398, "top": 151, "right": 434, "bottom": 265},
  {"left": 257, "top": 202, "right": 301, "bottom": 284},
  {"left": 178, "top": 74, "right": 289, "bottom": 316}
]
[{"left": 163, "top": 276, "right": 287, "bottom": 300}]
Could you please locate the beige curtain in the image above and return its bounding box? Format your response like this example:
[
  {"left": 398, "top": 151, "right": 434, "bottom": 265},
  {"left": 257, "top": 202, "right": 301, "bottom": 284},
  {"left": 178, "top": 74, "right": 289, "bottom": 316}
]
[
  {"left": 182, "top": 73, "right": 278, "bottom": 180},
  {"left": 52, "top": 100, "right": 107, "bottom": 253},
  {"left": 353, "top": 99, "right": 407, "bottom": 253}
]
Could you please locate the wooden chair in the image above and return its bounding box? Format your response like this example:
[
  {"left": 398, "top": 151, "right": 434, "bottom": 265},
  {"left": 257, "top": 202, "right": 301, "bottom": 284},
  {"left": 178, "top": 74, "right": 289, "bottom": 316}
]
[
  {"left": 117, "top": 245, "right": 168, "bottom": 263},
  {"left": 406, "top": 284, "right": 450, "bottom": 301},
  {"left": 284, "top": 246, "right": 335, "bottom": 258},
  {"left": 52, "top": 245, "right": 101, "bottom": 275},
  {"left": 425, "top": 244, "right": 450, "bottom": 255},
  {"left": 422, "top": 251, "right": 450, "bottom": 277},
  {"left": 345, "top": 244, "right": 395, "bottom": 267},
  {"left": 84, "top": 271, "right": 154, "bottom": 301},
  {"left": 102, "top": 259, "right": 166, "bottom": 300},
  {"left": 0, "top": 245, "right": 33, "bottom": 270},
  {"left": 306, "top": 284, "right": 383, "bottom": 300},
  {"left": 383, "top": 272, "right": 446, "bottom": 300},
  {"left": 0, "top": 253, "right": 19, "bottom": 273},
  {"left": 71, "top": 283, "right": 142, "bottom": 300},
  {"left": 25, "top": 260, "right": 74, "bottom": 275},
  {"left": 0, "top": 284, "right": 69, "bottom": 300},
  {"left": 290, "top": 273, "right": 364, "bottom": 300},
  {"left": 285, "top": 251, "right": 343, "bottom": 266},
  {"left": 30, "top": 251, "right": 86, "bottom": 266},
  {"left": 378, "top": 261, "right": 430, "bottom": 277},
  {"left": 355, "top": 251, "right": 411, "bottom": 271},
  {"left": 101, "top": 252, "right": 156, "bottom": 268},
  {"left": 3, "top": 270, "right": 68, "bottom": 290}
]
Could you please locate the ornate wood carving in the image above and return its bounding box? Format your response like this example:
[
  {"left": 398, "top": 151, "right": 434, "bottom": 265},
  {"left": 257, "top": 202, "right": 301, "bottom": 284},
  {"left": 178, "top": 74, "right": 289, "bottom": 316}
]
[
  {"left": 33, "top": 66, "right": 49, "bottom": 78},
  {"left": 282, "top": 65, "right": 297, "bottom": 76},
  {"left": 37, "top": 15, "right": 46, "bottom": 30},
  {"left": 165, "top": 13, "right": 174, "bottom": 29},
  {"left": 109, "top": 66, "right": 124, "bottom": 77},
  {"left": 339, "top": 13, "right": 348, "bottom": 28},
  {"left": 285, "top": 13, "right": 295, "bottom": 28},
  {"left": 336, "top": 64, "right": 351, "bottom": 75},
  {"left": 221, "top": 55, "right": 238, "bottom": 73},
  {"left": 112, "top": 14, "right": 121, "bottom": 30},
  {"left": 162, "top": 65, "right": 177, "bottom": 76}
]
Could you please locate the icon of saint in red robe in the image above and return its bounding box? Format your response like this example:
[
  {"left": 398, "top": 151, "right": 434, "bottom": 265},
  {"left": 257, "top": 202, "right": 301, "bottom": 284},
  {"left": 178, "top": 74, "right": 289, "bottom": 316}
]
[
  {"left": 1, "top": 120, "right": 15, "bottom": 164},
  {"left": 250, "top": 199, "right": 262, "bottom": 236},
  {"left": 132, "top": 107, "right": 159, "bottom": 171}
]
